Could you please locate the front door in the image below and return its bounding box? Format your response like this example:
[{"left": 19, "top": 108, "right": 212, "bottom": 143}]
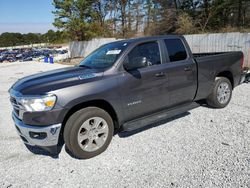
[{"left": 118, "top": 41, "right": 169, "bottom": 121}]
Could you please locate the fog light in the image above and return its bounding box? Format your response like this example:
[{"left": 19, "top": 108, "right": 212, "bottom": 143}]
[{"left": 29, "top": 132, "right": 47, "bottom": 139}]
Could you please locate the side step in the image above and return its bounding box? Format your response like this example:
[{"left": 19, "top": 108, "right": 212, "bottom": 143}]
[{"left": 122, "top": 102, "right": 200, "bottom": 132}]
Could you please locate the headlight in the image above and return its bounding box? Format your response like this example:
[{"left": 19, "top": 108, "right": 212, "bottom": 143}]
[{"left": 18, "top": 95, "right": 57, "bottom": 112}]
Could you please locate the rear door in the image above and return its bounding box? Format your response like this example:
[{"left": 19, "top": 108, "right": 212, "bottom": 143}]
[
  {"left": 163, "top": 38, "right": 197, "bottom": 107},
  {"left": 118, "top": 41, "right": 169, "bottom": 121}
]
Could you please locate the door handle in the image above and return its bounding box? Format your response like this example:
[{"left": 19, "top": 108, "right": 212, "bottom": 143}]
[
  {"left": 155, "top": 72, "right": 165, "bottom": 77},
  {"left": 184, "top": 66, "right": 191, "bottom": 71}
]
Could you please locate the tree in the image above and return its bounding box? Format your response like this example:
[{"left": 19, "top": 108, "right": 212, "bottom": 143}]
[
  {"left": 133, "top": 0, "right": 144, "bottom": 33},
  {"left": 53, "top": 0, "right": 99, "bottom": 41},
  {"left": 144, "top": 0, "right": 153, "bottom": 35},
  {"left": 23, "top": 33, "right": 41, "bottom": 45},
  {"left": 93, "top": 0, "right": 114, "bottom": 36},
  {"left": 50, "top": 0, "right": 250, "bottom": 40},
  {"left": 175, "top": 12, "right": 195, "bottom": 34},
  {"left": 117, "top": 0, "right": 128, "bottom": 37}
]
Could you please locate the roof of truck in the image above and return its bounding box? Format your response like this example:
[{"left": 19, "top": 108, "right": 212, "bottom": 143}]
[{"left": 113, "top": 35, "right": 184, "bottom": 44}]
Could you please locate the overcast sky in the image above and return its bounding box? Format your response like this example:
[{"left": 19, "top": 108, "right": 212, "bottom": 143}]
[{"left": 0, "top": 0, "right": 56, "bottom": 34}]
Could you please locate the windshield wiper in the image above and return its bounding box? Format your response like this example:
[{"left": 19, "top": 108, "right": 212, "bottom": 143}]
[{"left": 79, "top": 64, "right": 92, "bottom": 69}]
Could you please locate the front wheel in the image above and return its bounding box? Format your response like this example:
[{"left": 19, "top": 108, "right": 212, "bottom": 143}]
[
  {"left": 64, "top": 107, "right": 114, "bottom": 159},
  {"left": 206, "top": 77, "right": 232, "bottom": 108}
]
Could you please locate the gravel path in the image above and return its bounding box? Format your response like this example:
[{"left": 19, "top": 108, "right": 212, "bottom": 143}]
[{"left": 0, "top": 62, "right": 249, "bottom": 188}]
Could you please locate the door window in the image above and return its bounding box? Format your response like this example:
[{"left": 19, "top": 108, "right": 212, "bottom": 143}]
[
  {"left": 164, "top": 39, "right": 187, "bottom": 62},
  {"left": 125, "top": 42, "right": 161, "bottom": 67}
]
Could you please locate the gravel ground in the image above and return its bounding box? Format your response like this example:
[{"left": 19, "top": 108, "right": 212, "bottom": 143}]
[{"left": 0, "top": 62, "right": 249, "bottom": 188}]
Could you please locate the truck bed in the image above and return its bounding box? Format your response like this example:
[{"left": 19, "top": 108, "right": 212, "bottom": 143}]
[{"left": 193, "top": 51, "right": 243, "bottom": 101}]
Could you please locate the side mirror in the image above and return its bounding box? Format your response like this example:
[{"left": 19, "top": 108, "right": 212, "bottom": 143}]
[{"left": 124, "top": 56, "right": 148, "bottom": 71}]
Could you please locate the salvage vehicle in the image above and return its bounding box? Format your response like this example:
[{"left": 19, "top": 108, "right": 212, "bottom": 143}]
[{"left": 9, "top": 35, "right": 248, "bottom": 159}]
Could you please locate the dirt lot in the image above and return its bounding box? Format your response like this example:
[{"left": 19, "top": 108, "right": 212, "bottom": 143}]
[{"left": 0, "top": 62, "right": 249, "bottom": 188}]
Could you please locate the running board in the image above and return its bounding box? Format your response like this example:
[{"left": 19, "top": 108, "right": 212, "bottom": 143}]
[{"left": 122, "top": 102, "right": 200, "bottom": 132}]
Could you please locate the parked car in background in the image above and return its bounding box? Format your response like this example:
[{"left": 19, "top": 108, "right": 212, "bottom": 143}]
[{"left": 0, "top": 47, "right": 68, "bottom": 63}]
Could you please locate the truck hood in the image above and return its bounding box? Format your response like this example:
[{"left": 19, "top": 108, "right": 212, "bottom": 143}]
[{"left": 10, "top": 66, "right": 104, "bottom": 95}]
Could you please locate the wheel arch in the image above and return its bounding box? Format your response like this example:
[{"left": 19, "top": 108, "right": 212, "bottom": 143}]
[
  {"left": 61, "top": 99, "right": 120, "bottom": 134},
  {"left": 216, "top": 71, "right": 234, "bottom": 89}
]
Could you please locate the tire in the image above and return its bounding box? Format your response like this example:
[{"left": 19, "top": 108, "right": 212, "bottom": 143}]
[
  {"left": 64, "top": 107, "right": 114, "bottom": 159},
  {"left": 206, "top": 77, "right": 232, "bottom": 108}
]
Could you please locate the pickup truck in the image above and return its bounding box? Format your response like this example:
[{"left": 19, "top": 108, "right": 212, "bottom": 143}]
[{"left": 9, "top": 35, "right": 247, "bottom": 159}]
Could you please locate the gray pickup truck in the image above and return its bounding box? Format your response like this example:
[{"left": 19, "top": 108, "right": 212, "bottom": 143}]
[{"left": 9, "top": 35, "right": 248, "bottom": 159}]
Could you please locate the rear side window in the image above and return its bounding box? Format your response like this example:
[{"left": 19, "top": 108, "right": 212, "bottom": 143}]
[{"left": 164, "top": 39, "right": 187, "bottom": 62}]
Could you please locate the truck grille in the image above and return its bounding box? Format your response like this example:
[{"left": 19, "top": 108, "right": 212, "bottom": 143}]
[{"left": 10, "top": 96, "right": 22, "bottom": 119}]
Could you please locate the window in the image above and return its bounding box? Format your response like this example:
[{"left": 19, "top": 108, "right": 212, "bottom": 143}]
[
  {"left": 126, "top": 42, "right": 161, "bottom": 67},
  {"left": 79, "top": 42, "right": 130, "bottom": 69},
  {"left": 164, "top": 39, "right": 187, "bottom": 62}
]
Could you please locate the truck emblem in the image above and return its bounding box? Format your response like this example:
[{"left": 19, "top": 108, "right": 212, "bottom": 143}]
[
  {"left": 78, "top": 73, "right": 96, "bottom": 80},
  {"left": 127, "top": 100, "right": 142, "bottom": 106},
  {"left": 50, "top": 127, "right": 59, "bottom": 135}
]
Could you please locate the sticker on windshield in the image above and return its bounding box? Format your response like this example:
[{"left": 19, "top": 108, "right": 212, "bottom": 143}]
[{"left": 106, "top": 50, "right": 121, "bottom": 55}]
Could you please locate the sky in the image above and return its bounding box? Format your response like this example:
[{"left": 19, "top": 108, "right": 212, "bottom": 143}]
[{"left": 0, "top": 0, "right": 56, "bottom": 34}]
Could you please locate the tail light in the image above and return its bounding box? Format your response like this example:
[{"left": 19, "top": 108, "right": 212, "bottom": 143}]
[{"left": 240, "top": 54, "right": 244, "bottom": 70}]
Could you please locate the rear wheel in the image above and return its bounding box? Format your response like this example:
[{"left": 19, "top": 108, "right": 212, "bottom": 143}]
[
  {"left": 64, "top": 107, "right": 114, "bottom": 159},
  {"left": 206, "top": 77, "right": 232, "bottom": 108}
]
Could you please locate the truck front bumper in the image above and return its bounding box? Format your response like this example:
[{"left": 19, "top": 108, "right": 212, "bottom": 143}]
[{"left": 12, "top": 113, "right": 62, "bottom": 147}]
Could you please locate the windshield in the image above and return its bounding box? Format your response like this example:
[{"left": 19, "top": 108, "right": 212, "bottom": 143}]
[{"left": 79, "top": 41, "right": 130, "bottom": 69}]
